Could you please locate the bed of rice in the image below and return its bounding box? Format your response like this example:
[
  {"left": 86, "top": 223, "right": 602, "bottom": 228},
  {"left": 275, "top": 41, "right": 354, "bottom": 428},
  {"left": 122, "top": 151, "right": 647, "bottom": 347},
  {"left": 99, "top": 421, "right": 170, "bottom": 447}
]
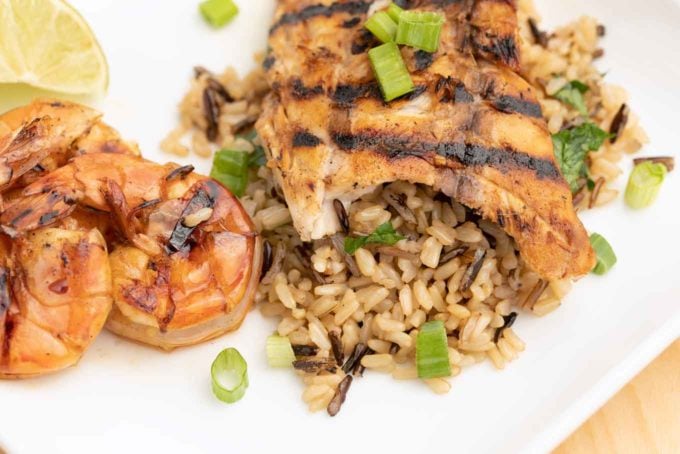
[{"left": 161, "top": 1, "right": 645, "bottom": 414}]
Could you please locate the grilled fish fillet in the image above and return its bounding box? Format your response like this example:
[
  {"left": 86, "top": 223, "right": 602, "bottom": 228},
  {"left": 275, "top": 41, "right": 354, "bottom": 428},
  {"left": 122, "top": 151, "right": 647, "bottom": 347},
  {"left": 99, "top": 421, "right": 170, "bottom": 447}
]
[{"left": 256, "top": 0, "right": 596, "bottom": 280}]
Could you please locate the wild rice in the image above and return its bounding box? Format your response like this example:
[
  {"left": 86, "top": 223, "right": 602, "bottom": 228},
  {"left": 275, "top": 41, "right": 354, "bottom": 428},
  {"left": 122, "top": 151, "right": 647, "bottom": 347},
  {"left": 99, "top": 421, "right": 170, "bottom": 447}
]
[{"left": 165, "top": 0, "right": 644, "bottom": 415}]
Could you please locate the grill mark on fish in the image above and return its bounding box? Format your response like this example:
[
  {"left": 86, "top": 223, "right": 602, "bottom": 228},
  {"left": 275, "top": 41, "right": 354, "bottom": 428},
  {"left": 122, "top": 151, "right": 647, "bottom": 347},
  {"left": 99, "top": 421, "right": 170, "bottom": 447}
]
[
  {"left": 331, "top": 132, "right": 561, "bottom": 179},
  {"left": 342, "top": 17, "right": 361, "bottom": 28},
  {"left": 263, "top": 54, "right": 276, "bottom": 71},
  {"left": 472, "top": 35, "right": 519, "bottom": 68},
  {"left": 351, "top": 29, "right": 380, "bottom": 54},
  {"left": 493, "top": 95, "right": 542, "bottom": 118},
  {"left": 291, "top": 78, "right": 323, "bottom": 99},
  {"left": 293, "top": 131, "right": 322, "bottom": 147},
  {"left": 270, "top": 1, "right": 372, "bottom": 33},
  {"left": 294, "top": 77, "right": 538, "bottom": 117}
]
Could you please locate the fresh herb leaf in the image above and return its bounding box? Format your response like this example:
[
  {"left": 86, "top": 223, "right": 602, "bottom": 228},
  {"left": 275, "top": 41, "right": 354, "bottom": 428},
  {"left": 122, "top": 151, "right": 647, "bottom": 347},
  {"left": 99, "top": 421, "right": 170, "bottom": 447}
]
[
  {"left": 344, "top": 222, "right": 405, "bottom": 254},
  {"left": 552, "top": 123, "right": 609, "bottom": 193},
  {"left": 554, "top": 80, "right": 589, "bottom": 116}
]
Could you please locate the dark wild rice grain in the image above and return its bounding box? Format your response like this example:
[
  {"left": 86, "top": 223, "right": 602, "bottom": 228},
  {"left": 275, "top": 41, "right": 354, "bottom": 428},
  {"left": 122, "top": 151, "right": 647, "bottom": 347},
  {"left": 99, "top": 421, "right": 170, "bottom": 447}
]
[
  {"left": 327, "top": 375, "right": 353, "bottom": 417},
  {"left": 589, "top": 177, "right": 605, "bottom": 208},
  {"left": 494, "top": 311, "right": 518, "bottom": 343},
  {"left": 292, "top": 345, "right": 319, "bottom": 357},
  {"left": 609, "top": 103, "right": 629, "bottom": 144},
  {"left": 461, "top": 249, "right": 486, "bottom": 292},
  {"left": 329, "top": 330, "right": 345, "bottom": 366},
  {"left": 633, "top": 156, "right": 675, "bottom": 172},
  {"left": 342, "top": 343, "right": 368, "bottom": 374},
  {"left": 202, "top": 87, "right": 221, "bottom": 141},
  {"left": 528, "top": 18, "right": 548, "bottom": 47},
  {"left": 333, "top": 199, "right": 350, "bottom": 234},
  {"left": 260, "top": 240, "right": 273, "bottom": 281},
  {"left": 292, "top": 359, "right": 337, "bottom": 374},
  {"left": 439, "top": 246, "right": 468, "bottom": 265},
  {"left": 523, "top": 279, "right": 548, "bottom": 309}
]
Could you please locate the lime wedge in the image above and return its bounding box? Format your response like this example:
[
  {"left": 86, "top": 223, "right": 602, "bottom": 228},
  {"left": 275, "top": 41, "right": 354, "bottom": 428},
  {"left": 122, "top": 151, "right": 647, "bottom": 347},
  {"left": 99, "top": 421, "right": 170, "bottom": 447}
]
[{"left": 0, "top": 0, "right": 108, "bottom": 95}]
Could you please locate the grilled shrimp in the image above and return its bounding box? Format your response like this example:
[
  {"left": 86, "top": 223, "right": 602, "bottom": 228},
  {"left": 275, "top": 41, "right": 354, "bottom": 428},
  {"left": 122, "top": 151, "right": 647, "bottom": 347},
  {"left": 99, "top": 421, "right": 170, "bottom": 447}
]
[
  {"left": 2, "top": 153, "right": 262, "bottom": 350},
  {"left": 0, "top": 99, "right": 139, "bottom": 193},
  {"left": 0, "top": 227, "right": 112, "bottom": 378}
]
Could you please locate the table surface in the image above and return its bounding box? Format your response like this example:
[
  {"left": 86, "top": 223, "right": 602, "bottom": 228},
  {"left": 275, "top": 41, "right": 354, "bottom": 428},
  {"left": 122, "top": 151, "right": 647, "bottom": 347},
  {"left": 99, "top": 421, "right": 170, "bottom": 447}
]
[{"left": 555, "top": 339, "right": 680, "bottom": 453}]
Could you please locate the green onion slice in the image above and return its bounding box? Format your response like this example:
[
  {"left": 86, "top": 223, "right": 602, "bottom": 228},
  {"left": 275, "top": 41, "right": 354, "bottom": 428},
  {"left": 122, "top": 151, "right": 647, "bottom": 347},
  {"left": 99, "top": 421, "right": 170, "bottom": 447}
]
[
  {"left": 395, "top": 11, "right": 445, "bottom": 53},
  {"left": 266, "top": 335, "right": 296, "bottom": 368},
  {"left": 368, "top": 42, "right": 415, "bottom": 102},
  {"left": 589, "top": 233, "right": 617, "bottom": 275},
  {"left": 365, "top": 11, "right": 398, "bottom": 43},
  {"left": 387, "top": 2, "right": 404, "bottom": 22},
  {"left": 211, "top": 348, "right": 248, "bottom": 403},
  {"left": 210, "top": 149, "right": 249, "bottom": 197},
  {"left": 416, "top": 320, "right": 451, "bottom": 379},
  {"left": 625, "top": 161, "right": 667, "bottom": 209},
  {"left": 199, "top": 0, "right": 239, "bottom": 28}
]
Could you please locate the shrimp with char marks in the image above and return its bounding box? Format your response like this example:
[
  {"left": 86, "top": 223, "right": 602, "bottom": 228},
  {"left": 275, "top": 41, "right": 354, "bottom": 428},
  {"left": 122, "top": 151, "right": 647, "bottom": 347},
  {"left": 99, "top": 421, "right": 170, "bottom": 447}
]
[{"left": 2, "top": 152, "right": 262, "bottom": 350}]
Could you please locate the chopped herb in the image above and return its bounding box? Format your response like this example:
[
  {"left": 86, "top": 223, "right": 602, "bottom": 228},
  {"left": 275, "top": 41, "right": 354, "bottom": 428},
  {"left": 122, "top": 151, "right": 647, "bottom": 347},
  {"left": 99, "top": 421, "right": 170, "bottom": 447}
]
[
  {"left": 344, "top": 222, "right": 405, "bottom": 254},
  {"left": 552, "top": 123, "right": 610, "bottom": 193},
  {"left": 554, "top": 80, "right": 589, "bottom": 116},
  {"left": 210, "top": 149, "right": 249, "bottom": 197}
]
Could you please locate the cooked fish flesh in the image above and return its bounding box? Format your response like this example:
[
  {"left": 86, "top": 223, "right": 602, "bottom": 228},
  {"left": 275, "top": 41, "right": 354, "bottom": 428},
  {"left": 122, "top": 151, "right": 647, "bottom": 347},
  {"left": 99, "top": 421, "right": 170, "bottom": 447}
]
[{"left": 256, "top": 0, "right": 595, "bottom": 280}]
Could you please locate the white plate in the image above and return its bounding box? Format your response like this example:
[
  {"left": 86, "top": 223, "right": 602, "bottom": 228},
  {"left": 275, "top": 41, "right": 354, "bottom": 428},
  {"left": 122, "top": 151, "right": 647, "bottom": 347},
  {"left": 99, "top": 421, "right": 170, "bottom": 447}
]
[{"left": 1, "top": 1, "right": 679, "bottom": 453}]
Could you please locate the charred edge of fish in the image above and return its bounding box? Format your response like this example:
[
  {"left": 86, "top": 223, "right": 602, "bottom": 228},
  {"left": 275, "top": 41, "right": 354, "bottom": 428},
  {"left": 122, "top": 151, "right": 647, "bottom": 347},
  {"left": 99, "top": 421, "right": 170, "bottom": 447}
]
[
  {"left": 413, "top": 50, "right": 434, "bottom": 71},
  {"left": 165, "top": 165, "right": 195, "bottom": 182},
  {"left": 609, "top": 103, "right": 629, "bottom": 144},
  {"left": 494, "top": 311, "right": 517, "bottom": 343},
  {"left": 330, "top": 132, "right": 562, "bottom": 180},
  {"left": 202, "top": 88, "right": 221, "bottom": 142},
  {"left": 436, "top": 76, "right": 473, "bottom": 104},
  {"left": 493, "top": 95, "right": 542, "bottom": 118},
  {"left": 342, "top": 342, "right": 369, "bottom": 374},
  {"left": 333, "top": 200, "right": 350, "bottom": 234},
  {"left": 351, "top": 29, "right": 380, "bottom": 55},
  {"left": 461, "top": 248, "right": 486, "bottom": 291},
  {"left": 439, "top": 246, "right": 468, "bottom": 265},
  {"left": 262, "top": 54, "right": 276, "bottom": 71},
  {"left": 293, "top": 131, "right": 322, "bottom": 148},
  {"left": 167, "top": 185, "right": 216, "bottom": 253},
  {"left": 292, "top": 344, "right": 319, "bottom": 357},
  {"left": 528, "top": 18, "right": 548, "bottom": 47},
  {"left": 0, "top": 269, "right": 10, "bottom": 317},
  {"left": 260, "top": 240, "right": 273, "bottom": 281},
  {"left": 327, "top": 375, "right": 353, "bottom": 416},
  {"left": 342, "top": 17, "right": 361, "bottom": 28},
  {"left": 270, "top": 1, "right": 372, "bottom": 33},
  {"left": 472, "top": 35, "right": 520, "bottom": 69},
  {"left": 329, "top": 330, "right": 345, "bottom": 366},
  {"left": 291, "top": 78, "right": 323, "bottom": 100},
  {"left": 292, "top": 358, "right": 337, "bottom": 373}
]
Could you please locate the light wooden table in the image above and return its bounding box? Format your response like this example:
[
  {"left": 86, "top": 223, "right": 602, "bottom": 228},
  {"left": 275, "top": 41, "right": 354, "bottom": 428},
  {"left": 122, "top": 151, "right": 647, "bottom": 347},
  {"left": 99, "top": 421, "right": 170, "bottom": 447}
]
[{"left": 555, "top": 339, "right": 680, "bottom": 453}]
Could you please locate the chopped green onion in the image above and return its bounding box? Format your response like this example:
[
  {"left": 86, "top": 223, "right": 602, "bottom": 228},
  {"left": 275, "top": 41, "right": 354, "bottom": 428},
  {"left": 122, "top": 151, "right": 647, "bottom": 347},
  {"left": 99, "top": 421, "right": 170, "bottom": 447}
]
[
  {"left": 625, "top": 161, "right": 667, "bottom": 209},
  {"left": 200, "top": 0, "right": 239, "bottom": 28},
  {"left": 368, "top": 42, "right": 415, "bottom": 102},
  {"left": 395, "top": 11, "right": 445, "bottom": 53},
  {"left": 387, "top": 2, "right": 404, "bottom": 22},
  {"left": 365, "top": 11, "right": 398, "bottom": 43},
  {"left": 248, "top": 145, "right": 267, "bottom": 167},
  {"left": 344, "top": 222, "right": 405, "bottom": 254},
  {"left": 416, "top": 320, "right": 451, "bottom": 379},
  {"left": 589, "top": 233, "right": 617, "bottom": 275},
  {"left": 211, "top": 348, "right": 248, "bottom": 403},
  {"left": 266, "top": 335, "right": 296, "bottom": 368},
  {"left": 210, "top": 149, "right": 249, "bottom": 197}
]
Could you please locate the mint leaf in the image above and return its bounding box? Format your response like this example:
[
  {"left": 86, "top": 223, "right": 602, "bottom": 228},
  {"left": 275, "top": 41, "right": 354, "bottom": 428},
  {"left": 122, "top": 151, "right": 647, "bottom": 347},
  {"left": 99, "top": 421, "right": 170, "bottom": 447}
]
[
  {"left": 344, "top": 222, "right": 405, "bottom": 254},
  {"left": 554, "top": 80, "right": 589, "bottom": 116},
  {"left": 552, "top": 123, "right": 609, "bottom": 193}
]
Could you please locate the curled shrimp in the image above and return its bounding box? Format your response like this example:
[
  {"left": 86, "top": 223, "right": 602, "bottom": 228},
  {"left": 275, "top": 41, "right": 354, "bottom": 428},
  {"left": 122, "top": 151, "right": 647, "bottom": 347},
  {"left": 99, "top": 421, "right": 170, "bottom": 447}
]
[
  {"left": 0, "top": 100, "right": 145, "bottom": 377},
  {"left": 2, "top": 152, "right": 262, "bottom": 350},
  {"left": 0, "top": 227, "right": 112, "bottom": 378}
]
